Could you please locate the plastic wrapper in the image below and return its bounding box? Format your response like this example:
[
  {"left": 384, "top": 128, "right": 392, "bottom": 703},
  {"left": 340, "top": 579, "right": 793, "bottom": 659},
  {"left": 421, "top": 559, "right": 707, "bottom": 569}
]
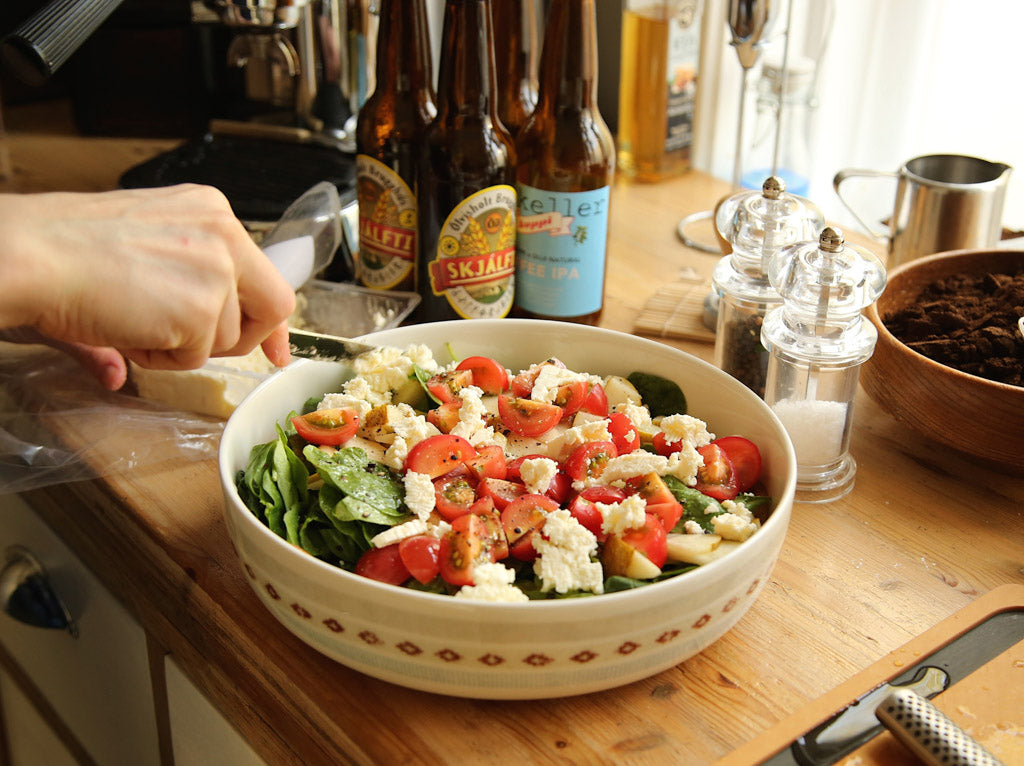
[{"left": 0, "top": 345, "right": 223, "bottom": 495}]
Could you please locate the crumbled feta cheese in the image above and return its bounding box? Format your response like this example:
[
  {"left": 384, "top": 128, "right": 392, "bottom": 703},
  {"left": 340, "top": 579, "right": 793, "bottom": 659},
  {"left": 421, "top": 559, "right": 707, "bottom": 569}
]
[
  {"left": 658, "top": 414, "right": 714, "bottom": 448},
  {"left": 712, "top": 512, "right": 759, "bottom": 542},
  {"left": 403, "top": 471, "right": 436, "bottom": 520},
  {"left": 532, "top": 510, "right": 603, "bottom": 594},
  {"left": 584, "top": 452, "right": 670, "bottom": 487},
  {"left": 683, "top": 520, "right": 704, "bottom": 535},
  {"left": 597, "top": 494, "right": 647, "bottom": 536},
  {"left": 454, "top": 562, "right": 529, "bottom": 603},
  {"left": 665, "top": 447, "right": 703, "bottom": 487},
  {"left": 519, "top": 457, "right": 558, "bottom": 495},
  {"left": 530, "top": 365, "right": 590, "bottom": 404},
  {"left": 370, "top": 519, "right": 429, "bottom": 548},
  {"left": 317, "top": 392, "right": 372, "bottom": 419},
  {"left": 345, "top": 345, "right": 439, "bottom": 405},
  {"left": 613, "top": 402, "right": 656, "bottom": 441},
  {"left": 449, "top": 385, "right": 506, "bottom": 449},
  {"left": 547, "top": 419, "right": 612, "bottom": 462}
]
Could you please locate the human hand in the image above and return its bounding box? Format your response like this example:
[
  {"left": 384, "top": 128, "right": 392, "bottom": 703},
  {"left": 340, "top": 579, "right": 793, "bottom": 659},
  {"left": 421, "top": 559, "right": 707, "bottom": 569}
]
[{"left": 0, "top": 184, "right": 296, "bottom": 388}]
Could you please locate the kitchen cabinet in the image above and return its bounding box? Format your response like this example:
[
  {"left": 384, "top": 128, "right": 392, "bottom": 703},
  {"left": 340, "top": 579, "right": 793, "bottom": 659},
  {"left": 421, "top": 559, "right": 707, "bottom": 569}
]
[
  {"left": 0, "top": 493, "right": 161, "bottom": 766},
  {"left": 164, "top": 656, "right": 268, "bottom": 766},
  {"left": 0, "top": 669, "right": 76, "bottom": 766}
]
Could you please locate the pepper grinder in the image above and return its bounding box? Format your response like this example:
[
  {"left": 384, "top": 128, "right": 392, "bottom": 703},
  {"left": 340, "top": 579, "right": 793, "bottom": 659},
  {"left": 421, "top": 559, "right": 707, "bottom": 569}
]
[
  {"left": 761, "top": 226, "right": 886, "bottom": 503},
  {"left": 712, "top": 176, "right": 824, "bottom": 397}
]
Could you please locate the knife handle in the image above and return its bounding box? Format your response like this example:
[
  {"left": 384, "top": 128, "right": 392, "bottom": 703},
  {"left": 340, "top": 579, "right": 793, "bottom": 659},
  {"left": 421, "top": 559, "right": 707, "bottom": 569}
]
[{"left": 875, "top": 688, "right": 1006, "bottom": 766}]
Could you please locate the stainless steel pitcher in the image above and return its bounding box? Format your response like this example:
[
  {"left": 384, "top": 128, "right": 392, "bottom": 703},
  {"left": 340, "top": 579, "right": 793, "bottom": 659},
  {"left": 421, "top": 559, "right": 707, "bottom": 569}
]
[{"left": 833, "top": 154, "right": 1012, "bottom": 267}]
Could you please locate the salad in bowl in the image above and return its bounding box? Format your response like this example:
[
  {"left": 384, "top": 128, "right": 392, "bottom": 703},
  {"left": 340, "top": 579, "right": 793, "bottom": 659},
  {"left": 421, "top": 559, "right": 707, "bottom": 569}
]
[{"left": 218, "top": 319, "right": 796, "bottom": 699}]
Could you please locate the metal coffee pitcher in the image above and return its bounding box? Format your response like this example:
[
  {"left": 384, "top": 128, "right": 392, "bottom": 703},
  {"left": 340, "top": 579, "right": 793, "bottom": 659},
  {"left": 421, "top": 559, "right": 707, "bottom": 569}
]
[{"left": 833, "top": 154, "right": 1012, "bottom": 268}]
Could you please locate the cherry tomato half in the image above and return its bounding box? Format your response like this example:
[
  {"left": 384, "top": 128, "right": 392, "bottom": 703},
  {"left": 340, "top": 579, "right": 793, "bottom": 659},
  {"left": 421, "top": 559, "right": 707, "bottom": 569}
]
[
  {"left": 629, "top": 471, "right": 676, "bottom": 505},
  {"left": 501, "top": 494, "right": 557, "bottom": 561},
  {"left": 406, "top": 434, "right": 477, "bottom": 479},
  {"left": 608, "top": 412, "right": 641, "bottom": 454},
  {"left": 455, "top": 356, "right": 509, "bottom": 395},
  {"left": 426, "top": 369, "right": 473, "bottom": 404},
  {"left": 433, "top": 471, "right": 479, "bottom": 522},
  {"left": 652, "top": 431, "right": 681, "bottom": 457},
  {"left": 497, "top": 394, "right": 563, "bottom": 437},
  {"left": 355, "top": 544, "right": 410, "bottom": 586},
  {"left": 438, "top": 513, "right": 488, "bottom": 586},
  {"left": 646, "top": 501, "right": 684, "bottom": 532},
  {"left": 582, "top": 383, "right": 609, "bottom": 417},
  {"left": 510, "top": 359, "right": 566, "bottom": 398},
  {"left": 426, "top": 400, "right": 463, "bottom": 433},
  {"left": 465, "top": 444, "right": 508, "bottom": 482},
  {"left": 712, "top": 436, "right": 762, "bottom": 492},
  {"left": 477, "top": 477, "right": 528, "bottom": 511},
  {"left": 695, "top": 443, "right": 739, "bottom": 501},
  {"left": 398, "top": 535, "right": 441, "bottom": 585},
  {"left": 552, "top": 380, "right": 587, "bottom": 416},
  {"left": 567, "top": 486, "right": 627, "bottom": 541},
  {"left": 291, "top": 408, "right": 359, "bottom": 446},
  {"left": 619, "top": 512, "right": 668, "bottom": 568},
  {"left": 565, "top": 440, "right": 618, "bottom": 481}
]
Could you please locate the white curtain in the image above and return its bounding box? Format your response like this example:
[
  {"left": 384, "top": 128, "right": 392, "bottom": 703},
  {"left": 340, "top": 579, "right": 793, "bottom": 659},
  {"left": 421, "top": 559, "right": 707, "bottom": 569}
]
[{"left": 696, "top": 0, "right": 1024, "bottom": 236}]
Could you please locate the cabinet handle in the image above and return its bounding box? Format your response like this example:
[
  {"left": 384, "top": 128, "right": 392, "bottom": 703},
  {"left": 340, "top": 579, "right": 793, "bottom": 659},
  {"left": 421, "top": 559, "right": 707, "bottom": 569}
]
[{"left": 0, "top": 546, "right": 78, "bottom": 638}]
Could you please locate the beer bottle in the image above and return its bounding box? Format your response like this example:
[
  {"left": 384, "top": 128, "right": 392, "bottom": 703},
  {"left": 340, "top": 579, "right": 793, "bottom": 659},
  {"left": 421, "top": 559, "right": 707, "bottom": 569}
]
[
  {"left": 490, "top": 0, "right": 539, "bottom": 137},
  {"left": 354, "top": 0, "right": 436, "bottom": 292},
  {"left": 417, "top": 0, "right": 518, "bottom": 322},
  {"left": 513, "top": 0, "right": 615, "bottom": 324}
]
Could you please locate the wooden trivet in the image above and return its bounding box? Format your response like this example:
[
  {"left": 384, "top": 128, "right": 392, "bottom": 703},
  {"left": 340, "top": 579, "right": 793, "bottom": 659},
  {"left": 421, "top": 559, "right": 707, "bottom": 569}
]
[{"left": 633, "top": 274, "right": 716, "bottom": 343}]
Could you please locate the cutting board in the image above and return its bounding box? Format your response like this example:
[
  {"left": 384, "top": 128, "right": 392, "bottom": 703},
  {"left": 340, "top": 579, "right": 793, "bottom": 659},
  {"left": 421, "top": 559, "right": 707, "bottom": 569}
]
[{"left": 718, "top": 584, "right": 1024, "bottom": 765}]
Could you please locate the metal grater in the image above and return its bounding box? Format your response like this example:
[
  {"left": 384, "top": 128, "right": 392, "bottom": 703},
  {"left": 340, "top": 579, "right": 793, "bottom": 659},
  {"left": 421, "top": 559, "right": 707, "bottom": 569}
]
[{"left": 875, "top": 688, "right": 1006, "bottom": 766}]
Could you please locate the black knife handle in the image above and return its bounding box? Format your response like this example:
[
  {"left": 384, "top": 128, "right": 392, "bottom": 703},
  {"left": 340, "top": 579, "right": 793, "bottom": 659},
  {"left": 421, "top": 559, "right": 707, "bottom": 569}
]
[{"left": 1, "top": 0, "right": 125, "bottom": 85}]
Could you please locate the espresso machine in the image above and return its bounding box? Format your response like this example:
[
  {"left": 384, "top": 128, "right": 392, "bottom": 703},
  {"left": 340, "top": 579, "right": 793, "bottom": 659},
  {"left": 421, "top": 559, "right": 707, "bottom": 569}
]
[{"left": 201, "top": 0, "right": 375, "bottom": 151}]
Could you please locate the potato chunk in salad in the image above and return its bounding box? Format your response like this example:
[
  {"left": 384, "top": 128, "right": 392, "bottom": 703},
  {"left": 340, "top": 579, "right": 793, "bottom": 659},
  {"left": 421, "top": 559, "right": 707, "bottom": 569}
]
[{"left": 236, "top": 345, "right": 770, "bottom": 602}]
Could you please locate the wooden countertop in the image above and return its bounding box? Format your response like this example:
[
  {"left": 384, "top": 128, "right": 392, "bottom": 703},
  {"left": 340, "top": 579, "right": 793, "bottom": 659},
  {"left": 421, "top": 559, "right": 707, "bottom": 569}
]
[{"left": 3, "top": 102, "right": 1022, "bottom": 765}]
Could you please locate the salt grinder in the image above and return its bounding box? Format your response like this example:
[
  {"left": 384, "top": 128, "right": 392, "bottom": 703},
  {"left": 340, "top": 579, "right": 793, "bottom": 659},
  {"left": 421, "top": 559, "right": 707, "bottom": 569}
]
[
  {"left": 712, "top": 176, "right": 824, "bottom": 397},
  {"left": 761, "top": 226, "right": 886, "bottom": 502}
]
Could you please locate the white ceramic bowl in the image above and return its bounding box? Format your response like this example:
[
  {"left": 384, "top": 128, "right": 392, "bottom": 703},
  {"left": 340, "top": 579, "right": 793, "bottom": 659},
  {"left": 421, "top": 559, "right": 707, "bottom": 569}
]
[{"left": 219, "top": 320, "right": 796, "bottom": 699}]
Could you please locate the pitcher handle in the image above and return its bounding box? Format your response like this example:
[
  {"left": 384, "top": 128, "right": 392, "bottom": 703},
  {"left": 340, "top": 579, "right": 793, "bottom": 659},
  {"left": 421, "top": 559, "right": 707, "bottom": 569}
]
[{"left": 832, "top": 168, "right": 896, "bottom": 242}]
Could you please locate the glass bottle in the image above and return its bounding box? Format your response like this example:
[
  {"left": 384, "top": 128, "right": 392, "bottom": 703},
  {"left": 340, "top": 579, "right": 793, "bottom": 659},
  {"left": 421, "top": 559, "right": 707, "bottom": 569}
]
[
  {"left": 513, "top": 0, "right": 614, "bottom": 325},
  {"left": 354, "top": 0, "right": 436, "bottom": 293},
  {"left": 712, "top": 175, "right": 823, "bottom": 397},
  {"left": 489, "top": 0, "right": 539, "bottom": 137},
  {"left": 761, "top": 226, "right": 886, "bottom": 503},
  {"left": 617, "top": 0, "right": 703, "bottom": 181},
  {"left": 416, "top": 0, "right": 518, "bottom": 322}
]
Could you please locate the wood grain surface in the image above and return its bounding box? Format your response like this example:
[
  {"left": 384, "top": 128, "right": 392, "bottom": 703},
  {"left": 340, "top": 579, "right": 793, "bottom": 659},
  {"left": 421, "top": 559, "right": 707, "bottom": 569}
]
[{"left": 3, "top": 101, "right": 1022, "bottom": 766}]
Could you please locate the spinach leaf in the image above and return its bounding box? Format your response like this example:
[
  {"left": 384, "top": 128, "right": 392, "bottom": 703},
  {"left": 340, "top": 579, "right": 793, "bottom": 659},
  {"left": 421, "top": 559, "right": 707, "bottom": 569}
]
[
  {"left": 305, "top": 445, "right": 408, "bottom": 525},
  {"left": 627, "top": 371, "right": 687, "bottom": 417},
  {"left": 663, "top": 475, "right": 724, "bottom": 533}
]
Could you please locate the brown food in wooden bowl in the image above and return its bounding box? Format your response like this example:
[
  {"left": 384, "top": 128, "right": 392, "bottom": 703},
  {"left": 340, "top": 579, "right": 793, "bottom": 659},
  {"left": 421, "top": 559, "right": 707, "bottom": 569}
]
[{"left": 863, "top": 249, "right": 1024, "bottom": 474}]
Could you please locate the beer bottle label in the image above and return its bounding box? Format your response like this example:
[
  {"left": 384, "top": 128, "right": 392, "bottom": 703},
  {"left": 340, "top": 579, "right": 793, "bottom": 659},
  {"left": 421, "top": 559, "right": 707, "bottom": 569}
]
[
  {"left": 427, "top": 185, "right": 517, "bottom": 319},
  {"left": 356, "top": 155, "right": 418, "bottom": 290},
  {"left": 515, "top": 183, "right": 610, "bottom": 317}
]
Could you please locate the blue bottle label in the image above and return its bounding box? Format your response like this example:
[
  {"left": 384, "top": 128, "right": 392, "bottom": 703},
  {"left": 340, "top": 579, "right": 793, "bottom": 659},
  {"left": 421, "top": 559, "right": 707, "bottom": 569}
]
[{"left": 515, "top": 183, "right": 610, "bottom": 317}]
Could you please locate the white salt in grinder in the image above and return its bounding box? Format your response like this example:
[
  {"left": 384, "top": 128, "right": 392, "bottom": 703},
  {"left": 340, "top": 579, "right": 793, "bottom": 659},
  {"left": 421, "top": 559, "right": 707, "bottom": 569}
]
[
  {"left": 712, "top": 176, "right": 824, "bottom": 398},
  {"left": 761, "top": 226, "right": 886, "bottom": 503}
]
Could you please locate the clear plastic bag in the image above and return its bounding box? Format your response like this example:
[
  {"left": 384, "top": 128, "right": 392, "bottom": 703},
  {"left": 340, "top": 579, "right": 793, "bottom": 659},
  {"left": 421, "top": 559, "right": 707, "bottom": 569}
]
[{"left": 0, "top": 346, "right": 223, "bottom": 495}]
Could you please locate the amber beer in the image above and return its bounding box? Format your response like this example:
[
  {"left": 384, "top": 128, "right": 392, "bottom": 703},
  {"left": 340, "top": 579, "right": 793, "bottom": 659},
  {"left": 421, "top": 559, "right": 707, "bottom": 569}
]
[
  {"left": 513, "top": 0, "right": 615, "bottom": 324},
  {"left": 617, "top": 0, "right": 702, "bottom": 181},
  {"left": 490, "top": 0, "right": 539, "bottom": 137},
  {"left": 417, "top": 0, "right": 518, "bottom": 322},
  {"left": 355, "top": 0, "right": 436, "bottom": 292}
]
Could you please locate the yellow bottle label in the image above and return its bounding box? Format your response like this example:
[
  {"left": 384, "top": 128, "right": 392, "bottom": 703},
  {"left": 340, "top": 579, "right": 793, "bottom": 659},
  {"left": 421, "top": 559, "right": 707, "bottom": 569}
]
[
  {"left": 356, "top": 155, "right": 418, "bottom": 289},
  {"left": 428, "top": 185, "right": 517, "bottom": 319}
]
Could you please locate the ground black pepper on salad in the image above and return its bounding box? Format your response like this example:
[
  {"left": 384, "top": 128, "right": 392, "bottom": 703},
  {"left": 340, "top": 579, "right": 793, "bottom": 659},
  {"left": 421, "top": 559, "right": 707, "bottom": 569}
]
[{"left": 236, "top": 345, "right": 772, "bottom": 602}]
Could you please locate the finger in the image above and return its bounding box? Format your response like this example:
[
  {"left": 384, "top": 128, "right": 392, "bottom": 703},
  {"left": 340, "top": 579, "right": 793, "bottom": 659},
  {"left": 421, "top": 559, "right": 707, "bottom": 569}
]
[{"left": 258, "top": 321, "right": 292, "bottom": 368}]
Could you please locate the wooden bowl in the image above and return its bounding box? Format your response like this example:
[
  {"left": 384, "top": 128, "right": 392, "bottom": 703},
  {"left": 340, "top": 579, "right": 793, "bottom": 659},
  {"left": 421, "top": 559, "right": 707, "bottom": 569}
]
[{"left": 863, "top": 249, "right": 1024, "bottom": 473}]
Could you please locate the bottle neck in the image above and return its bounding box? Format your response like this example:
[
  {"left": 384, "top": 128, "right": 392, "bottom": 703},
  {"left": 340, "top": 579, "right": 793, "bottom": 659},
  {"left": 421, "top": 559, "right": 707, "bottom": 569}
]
[
  {"left": 490, "top": 0, "right": 538, "bottom": 96},
  {"left": 436, "top": 0, "right": 500, "bottom": 121},
  {"left": 375, "top": 0, "right": 435, "bottom": 98},
  {"left": 535, "top": 0, "right": 599, "bottom": 110}
]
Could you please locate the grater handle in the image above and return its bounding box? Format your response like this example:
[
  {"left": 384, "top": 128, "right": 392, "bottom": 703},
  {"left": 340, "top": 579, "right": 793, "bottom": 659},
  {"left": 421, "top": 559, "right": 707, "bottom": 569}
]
[{"left": 875, "top": 688, "right": 1006, "bottom": 766}]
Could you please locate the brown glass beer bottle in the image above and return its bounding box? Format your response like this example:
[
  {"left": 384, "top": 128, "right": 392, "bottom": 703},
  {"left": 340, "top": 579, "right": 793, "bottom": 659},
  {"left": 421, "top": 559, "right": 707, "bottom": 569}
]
[
  {"left": 417, "top": 0, "right": 518, "bottom": 322},
  {"left": 489, "top": 0, "right": 539, "bottom": 137},
  {"left": 513, "top": 0, "right": 615, "bottom": 324},
  {"left": 354, "top": 0, "right": 436, "bottom": 292}
]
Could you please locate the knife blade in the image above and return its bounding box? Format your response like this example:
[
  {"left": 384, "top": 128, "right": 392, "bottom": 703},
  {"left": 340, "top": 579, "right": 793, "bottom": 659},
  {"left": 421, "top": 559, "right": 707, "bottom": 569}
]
[
  {"left": 287, "top": 329, "right": 378, "bottom": 364},
  {"left": 760, "top": 608, "right": 1024, "bottom": 765}
]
